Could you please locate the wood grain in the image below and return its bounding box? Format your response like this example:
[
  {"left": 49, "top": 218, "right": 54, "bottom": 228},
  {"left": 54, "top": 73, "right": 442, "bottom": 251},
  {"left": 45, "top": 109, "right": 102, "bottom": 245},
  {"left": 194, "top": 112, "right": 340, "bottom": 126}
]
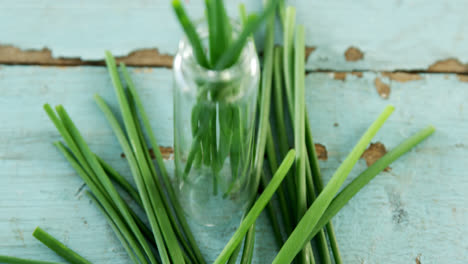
[{"left": 0, "top": 66, "right": 466, "bottom": 263}]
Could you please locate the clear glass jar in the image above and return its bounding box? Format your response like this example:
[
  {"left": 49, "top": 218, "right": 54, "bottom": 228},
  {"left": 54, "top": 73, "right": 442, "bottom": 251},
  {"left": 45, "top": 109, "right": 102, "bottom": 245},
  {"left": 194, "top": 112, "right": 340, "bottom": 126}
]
[{"left": 173, "top": 21, "right": 260, "bottom": 227}]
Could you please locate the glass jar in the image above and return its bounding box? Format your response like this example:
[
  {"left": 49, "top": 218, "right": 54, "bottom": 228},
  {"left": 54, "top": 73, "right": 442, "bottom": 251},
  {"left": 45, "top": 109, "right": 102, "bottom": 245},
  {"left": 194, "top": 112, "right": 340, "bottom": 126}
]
[{"left": 173, "top": 21, "right": 260, "bottom": 227}]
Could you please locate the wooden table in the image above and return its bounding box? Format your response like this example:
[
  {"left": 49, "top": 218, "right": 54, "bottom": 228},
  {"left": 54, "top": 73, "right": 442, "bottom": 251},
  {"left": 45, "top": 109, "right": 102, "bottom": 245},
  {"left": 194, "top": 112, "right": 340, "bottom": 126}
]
[{"left": 0, "top": 1, "right": 467, "bottom": 263}]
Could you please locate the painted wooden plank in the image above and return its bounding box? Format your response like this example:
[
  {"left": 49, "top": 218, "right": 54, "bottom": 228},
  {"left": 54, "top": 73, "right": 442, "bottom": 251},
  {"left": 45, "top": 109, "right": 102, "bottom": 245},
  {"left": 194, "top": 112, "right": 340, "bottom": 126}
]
[
  {"left": 2, "top": 1, "right": 468, "bottom": 70},
  {"left": 0, "top": 66, "right": 466, "bottom": 263}
]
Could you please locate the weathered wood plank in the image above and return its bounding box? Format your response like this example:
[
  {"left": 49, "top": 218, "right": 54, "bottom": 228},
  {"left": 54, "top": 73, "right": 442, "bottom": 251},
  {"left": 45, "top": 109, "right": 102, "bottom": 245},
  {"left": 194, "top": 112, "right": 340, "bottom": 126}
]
[
  {"left": 0, "top": 66, "right": 466, "bottom": 263},
  {"left": 2, "top": 1, "right": 468, "bottom": 71}
]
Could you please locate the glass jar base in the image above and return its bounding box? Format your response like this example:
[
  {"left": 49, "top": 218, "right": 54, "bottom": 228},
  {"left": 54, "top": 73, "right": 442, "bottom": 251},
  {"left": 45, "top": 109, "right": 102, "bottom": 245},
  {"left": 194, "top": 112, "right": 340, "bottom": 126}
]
[{"left": 177, "top": 167, "right": 248, "bottom": 227}]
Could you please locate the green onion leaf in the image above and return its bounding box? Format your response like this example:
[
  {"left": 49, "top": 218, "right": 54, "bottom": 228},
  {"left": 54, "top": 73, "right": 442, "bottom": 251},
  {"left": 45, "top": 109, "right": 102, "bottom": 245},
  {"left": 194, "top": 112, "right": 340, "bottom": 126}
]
[
  {"left": 308, "top": 125, "right": 436, "bottom": 239},
  {"left": 33, "top": 227, "right": 91, "bottom": 264},
  {"left": 214, "top": 149, "right": 296, "bottom": 264},
  {"left": 273, "top": 105, "right": 395, "bottom": 264}
]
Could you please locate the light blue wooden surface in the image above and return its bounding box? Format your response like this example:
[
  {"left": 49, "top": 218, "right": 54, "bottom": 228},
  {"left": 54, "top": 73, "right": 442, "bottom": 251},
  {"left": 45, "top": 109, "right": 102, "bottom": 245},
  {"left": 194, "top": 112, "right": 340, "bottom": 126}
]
[
  {"left": 0, "top": 66, "right": 466, "bottom": 263},
  {"left": 2, "top": 0, "right": 468, "bottom": 70},
  {"left": 1, "top": 0, "right": 468, "bottom": 263}
]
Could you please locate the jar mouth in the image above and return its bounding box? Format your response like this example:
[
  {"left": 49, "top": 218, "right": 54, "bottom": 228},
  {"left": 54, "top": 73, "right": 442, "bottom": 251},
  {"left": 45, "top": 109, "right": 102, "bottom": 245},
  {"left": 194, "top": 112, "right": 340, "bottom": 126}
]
[{"left": 175, "top": 18, "right": 257, "bottom": 83}]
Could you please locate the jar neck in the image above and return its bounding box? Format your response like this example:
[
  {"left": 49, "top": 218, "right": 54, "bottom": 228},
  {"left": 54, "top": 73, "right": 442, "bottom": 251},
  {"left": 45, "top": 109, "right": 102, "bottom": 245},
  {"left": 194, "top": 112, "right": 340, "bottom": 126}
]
[{"left": 173, "top": 20, "right": 259, "bottom": 103}]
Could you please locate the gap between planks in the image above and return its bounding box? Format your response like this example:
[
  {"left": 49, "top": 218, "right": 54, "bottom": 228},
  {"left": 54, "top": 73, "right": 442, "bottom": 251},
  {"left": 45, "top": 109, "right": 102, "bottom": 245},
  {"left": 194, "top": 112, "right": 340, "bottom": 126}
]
[{"left": 2, "top": 45, "right": 468, "bottom": 76}]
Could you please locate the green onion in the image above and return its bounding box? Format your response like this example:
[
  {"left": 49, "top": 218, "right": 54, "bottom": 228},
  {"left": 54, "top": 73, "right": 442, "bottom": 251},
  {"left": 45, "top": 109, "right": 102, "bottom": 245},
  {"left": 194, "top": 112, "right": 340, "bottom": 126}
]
[
  {"left": 32, "top": 227, "right": 91, "bottom": 264},
  {"left": 104, "top": 52, "right": 187, "bottom": 263},
  {"left": 96, "top": 155, "right": 143, "bottom": 206},
  {"left": 308, "top": 125, "right": 436, "bottom": 239},
  {"left": 214, "top": 149, "right": 296, "bottom": 264},
  {"left": 282, "top": 6, "right": 296, "bottom": 108},
  {"left": 53, "top": 141, "right": 149, "bottom": 264},
  {"left": 273, "top": 105, "right": 395, "bottom": 264},
  {"left": 44, "top": 104, "right": 155, "bottom": 263},
  {"left": 0, "top": 256, "right": 61, "bottom": 264},
  {"left": 214, "top": 0, "right": 279, "bottom": 70},
  {"left": 94, "top": 94, "right": 170, "bottom": 263},
  {"left": 172, "top": 0, "right": 210, "bottom": 68},
  {"left": 86, "top": 192, "right": 141, "bottom": 264},
  {"left": 120, "top": 63, "right": 205, "bottom": 264},
  {"left": 55, "top": 104, "right": 160, "bottom": 264},
  {"left": 305, "top": 117, "right": 342, "bottom": 264}
]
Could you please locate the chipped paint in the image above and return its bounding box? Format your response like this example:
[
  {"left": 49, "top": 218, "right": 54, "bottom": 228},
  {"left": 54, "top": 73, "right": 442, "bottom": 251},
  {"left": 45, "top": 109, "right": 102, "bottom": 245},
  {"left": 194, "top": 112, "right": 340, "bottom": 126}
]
[
  {"left": 344, "top": 47, "right": 364, "bottom": 61},
  {"left": 0, "top": 45, "right": 173, "bottom": 67},
  {"left": 374, "top": 78, "right": 391, "bottom": 99},
  {"left": 361, "top": 142, "right": 390, "bottom": 171},
  {"left": 428, "top": 58, "right": 468, "bottom": 73},
  {"left": 334, "top": 72, "right": 347, "bottom": 81},
  {"left": 382, "top": 72, "right": 422, "bottom": 82},
  {"left": 121, "top": 146, "right": 174, "bottom": 160},
  {"left": 415, "top": 254, "right": 422, "bottom": 264},
  {"left": 457, "top": 74, "right": 468, "bottom": 82},
  {"left": 305, "top": 46, "right": 316, "bottom": 60},
  {"left": 351, "top": 72, "right": 363, "bottom": 78},
  {"left": 314, "top": 143, "right": 328, "bottom": 161}
]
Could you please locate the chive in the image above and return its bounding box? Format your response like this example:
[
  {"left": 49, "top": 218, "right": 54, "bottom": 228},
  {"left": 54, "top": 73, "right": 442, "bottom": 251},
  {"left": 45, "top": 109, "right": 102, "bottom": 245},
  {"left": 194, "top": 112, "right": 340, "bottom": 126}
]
[
  {"left": 294, "top": 25, "right": 315, "bottom": 264},
  {"left": 308, "top": 125, "right": 435, "bottom": 239},
  {"left": 56, "top": 104, "right": 162, "bottom": 264},
  {"left": 172, "top": 0, "right": 210, "bottom": 68},
  {"left": 44, "top": 104, "right": 154, "bottom": 263},
  {"left": 96, "top": 155, "right": 142, "bottom": 206},
  {"left": 264, "top": 124, "right": 292, "bottom": 239},
  {"left": 54, "top": 142, "right": 149, "bottom": 264},
  {"left": 282, "top": 7, "right": 296, "bottom": 108},
  {"left": 214, "top": 149, "right": 296, "bottom": 264},
  {"left": 94, "top": 94, "right": 170, "bottom": 263},
  {"left": 305, "top": 158, "right": 332, "bottom": 264},
  {"left": 238, "top": 3, "right": 248, "bottom": 25},
  {"left": 205, "top": 0, "right": 220, "bottom": 65},
  {"left": 239, "top": 224, "right": 256, "bottom": 264},
  {"left": 272, "top": 45, "right": 297, "bottom": 223},
  {"left": 236, "top": 2, "right": 277, "bottom": 262},
  {"left": 105, "top": 52, "right": 187, "bottom": 263},
  {"left": 206, "top": 0, "right": 231, "bottom": 65},
  {"left": 86, "top": 191, "right": 141, "bottom": 264},
  {"left": 127, "top": 90, "right": 198, "bottom": 264},
  {"left": 214, "top": 0, "right": 279, "bottom": 69},
  {"left": 305, "top": 117, "right": 342, "bottom": 264},
  {"left": 120, "top": 64, "right": 206, "bottom": 264},
  {"left": 33, "top": 227, "right": 91, "bottom": 264},
  {"left": 273, "top": 105, "right": 395, "bottom": 264},
  {"left": 294, "top": 25, "right": 307, "bottom": 221},
  {"left": 261, "top": 172, "right": 284, "bottom": 247},
  {"left": 0, "top": 256, "right": 61, "bottom": 264},
  {"left": 278, "top": 0, "right": 286, "bottom": 26}
]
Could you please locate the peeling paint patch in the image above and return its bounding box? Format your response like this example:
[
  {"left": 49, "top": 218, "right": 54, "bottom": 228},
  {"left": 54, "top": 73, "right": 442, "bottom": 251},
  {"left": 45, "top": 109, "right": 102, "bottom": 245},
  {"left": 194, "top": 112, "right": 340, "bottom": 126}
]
[
  {"left": 334, "top": 72, "right": 347, "bottom": 81},
  {"left": 415, "top": 254, "right": 422, "bottom": 264},
  {"left": 344, "top": 47, "right": 364, "bottom": 61},
  {"left": 121, "top": 146, "right": 174, "bottom": 160},
  {"left": 314, "top": 143, "right": 328, "bottom": 161},
  {"left": 361, "top": 142, "right": 391, "bottom": 171},
  {"left": 382, "top": 72, "right": 422, "bottom": 82},
  {"left": 351, "top": 72, "right": 363, "bottom": 78},
  {"left": 134, "top": 68, "right": 154, "bottom": 73},
  {"left": 159, "top": 146, "right": 174, "bottom": 160},
  {"left": 428, "top": 58, "right": 468, "bottom": 73},
  {"left": 374, "top": 78, "right": 391, "bottom": 99},
  {"left": 0, "top": 45, "right": 173, "bottom": 67},
  {"left": 457, "top": 74, "right": 468, "bottom": 82},
  {"left": 305, "top": 46, "right": 316, "bottom": 60}
]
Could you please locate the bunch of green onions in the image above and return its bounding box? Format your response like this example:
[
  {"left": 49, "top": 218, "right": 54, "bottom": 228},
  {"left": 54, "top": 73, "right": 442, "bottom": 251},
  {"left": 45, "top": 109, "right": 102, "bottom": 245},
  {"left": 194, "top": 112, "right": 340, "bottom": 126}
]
[{"left": 0, "top": 0, "right": 435, "bottom": 263}]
